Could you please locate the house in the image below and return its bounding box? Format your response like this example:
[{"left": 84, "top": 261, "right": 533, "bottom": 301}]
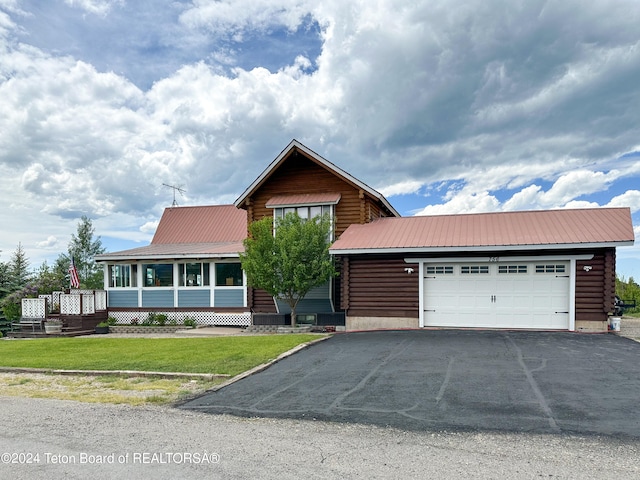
[{"left": 96, "top": 140, "right": 635, "bottom": 332}]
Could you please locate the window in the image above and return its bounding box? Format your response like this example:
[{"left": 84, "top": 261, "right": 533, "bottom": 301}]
[
  {"left": 426, "top": 266, "right": 454, "bottom": 275},
  {"left": 535, "top": 264, "right": 566, "bottom": 274},
  {"left": 273, "top": 204, "right": 334, "bottom": 240},
  {"left": 143, "top": 264, "right": 173, "bottom": 287},
  {"left": 461, "top": 265, "right": 489, "bottom": 274},
  {"left": 109, "top": 265, "right": 137, "bottom": 287},
  {"left": 274, "top": 205, "right": 332, "bottom": 221},
  {"left": 498, "top": 265, "right": 528, "bottom": 274},
  {"left": 178, "top": 263, "right": 210, "bottom": 287},
  {"left": 215, "top": 263, "right": 243, "bottom": 286}
]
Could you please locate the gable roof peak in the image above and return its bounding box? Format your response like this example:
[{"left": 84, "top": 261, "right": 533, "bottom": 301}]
[{"left": 234, "top": 139, "right": 400, "bottom": 217}]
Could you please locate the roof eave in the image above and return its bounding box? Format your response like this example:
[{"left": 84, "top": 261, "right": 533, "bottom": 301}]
[
  {"left": 330, "top": 240, "right": 635, "bottom": 255},
  {"left": 95, "top": 252, "right": 242, "bottom": 262}
]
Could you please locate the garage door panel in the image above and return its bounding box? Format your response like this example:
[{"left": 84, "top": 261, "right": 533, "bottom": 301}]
[{"left": 424, "top": 262, "right": 570, "bottom": 330}]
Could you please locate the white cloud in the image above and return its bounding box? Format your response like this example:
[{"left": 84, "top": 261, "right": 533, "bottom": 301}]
[
  {"left": 414, "top": 190, "right": 500, "bottom": 216},
  {"left": 1, "top": 0, "right": 640, "bottom": 271},
  {"left": 180, "top": 0, "right": 312, "bottom": 34},
  {"left": 140, "top": 221, "right": 159, "bottom": 235},
  {"left": 64, "top": 0, "right": 123, "bottom": 17},
  {"left": 36, "top": 235, "right": 58, "bottom": 249},
  {"left": 378, "top": 180, "right": 424, "bottom": 197},
  {"left": 607, "top": 190, "right": 640, "bottom": 212}
]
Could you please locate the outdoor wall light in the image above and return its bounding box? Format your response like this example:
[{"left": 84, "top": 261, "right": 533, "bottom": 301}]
[
  {"left": 583, "top": 265, "right": 592, "bottom": 272},
  {"left": 404, "top": 267, "right": 414, "bottom": 274}
]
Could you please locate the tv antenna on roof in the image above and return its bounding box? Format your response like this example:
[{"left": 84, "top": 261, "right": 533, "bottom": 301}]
[{"left": 162, "top": 183, "right": 186, "bottom": 206}]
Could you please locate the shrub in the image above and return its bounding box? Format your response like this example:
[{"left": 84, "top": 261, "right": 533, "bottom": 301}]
[
  {"left": 142, "top": 312, "right": 157, "bottom": 326},
  {"left": 156, "top": 314, "right": 168, "bottom": 326},
  {"left": 107, "top": 316, "right": 118, "bottom": 326},
  {"left": 183, "top": 317, "right": 197, "bottom": 328}
]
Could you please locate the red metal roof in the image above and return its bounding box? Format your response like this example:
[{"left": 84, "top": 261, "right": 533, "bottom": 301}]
[
  {"left": 95, "top": 205, "right": 247, "bottom": 261},
  {"left": 151, "top": 205, "right": 246, "bottom": 244},
  {"left": 330, "top": 207, "right": 635, "bottom": 253},
  {"left": 265, "top": 192, "right": 342, "bottom": 207},
  {"left": 94, "top": 241, "right": 245, "bottom": 261}
]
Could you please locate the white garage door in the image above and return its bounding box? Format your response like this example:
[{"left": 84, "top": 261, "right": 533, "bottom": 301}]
[{"left": 423, "top": 262, "right": 570, "bottom": 329}]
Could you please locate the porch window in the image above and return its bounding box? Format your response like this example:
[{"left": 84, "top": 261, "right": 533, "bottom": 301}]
[
  {"left": 143, "top": 263, "right": 173, "bottom": 287},
  {"left": 178, "top": 263, "right": 210, "bottom": 286},
  {"left": 109, "top": 264, "right": 137, "bottom": 287},
  {"left": 215, "top": 263, "right": 243, "bottom": 286}
]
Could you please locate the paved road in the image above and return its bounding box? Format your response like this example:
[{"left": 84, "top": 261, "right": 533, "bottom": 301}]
[
  {"left": 2, "top": 397, "right": 639, "bottom": 479},
  {"left": 182, "top": 330, "right": 640, "bottom": 438}
]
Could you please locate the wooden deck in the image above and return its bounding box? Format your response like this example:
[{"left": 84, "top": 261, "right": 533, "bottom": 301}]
[{"left": 6, "top": 311, "right": 108, "bottom": 339}]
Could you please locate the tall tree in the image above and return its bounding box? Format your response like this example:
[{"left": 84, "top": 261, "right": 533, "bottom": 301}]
[
  {"left": 240, "top": 213, "right": 337, "bottom": 327},
  {"left": 64, "top": 215, "right": 106, "bottom": 289},
  {"left": 9, "top": 242, "right": 31, "bottom": 290}
]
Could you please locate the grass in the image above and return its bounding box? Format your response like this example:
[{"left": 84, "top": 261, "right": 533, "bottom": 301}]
[
  {"left": 0, "top": 335, "right": 323, "bottom": 375},
  {"left": 0, "top": 372, "right": 224, "bottom": 405}
]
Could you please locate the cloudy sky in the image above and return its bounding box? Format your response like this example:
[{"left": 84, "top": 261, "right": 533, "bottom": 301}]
[{"left": 1, "top": 0, "right": 639, "bottom": 279}]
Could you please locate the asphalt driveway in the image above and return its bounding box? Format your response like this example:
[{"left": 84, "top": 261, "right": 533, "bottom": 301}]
[{"left": 181, "top": 330, "right": 640, "bottom": 438}]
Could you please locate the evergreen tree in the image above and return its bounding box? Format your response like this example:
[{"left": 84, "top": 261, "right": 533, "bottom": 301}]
[
  {"left": 64, "top": 215, "right": 106, "bottom": 289},
  {"left": 8, "top": 242, "right": 31, "bottom": 290}
]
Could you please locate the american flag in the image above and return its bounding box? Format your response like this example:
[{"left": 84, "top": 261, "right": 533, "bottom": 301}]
[{"left": 69, "top": 257, "right": 80, "bottom": 289}]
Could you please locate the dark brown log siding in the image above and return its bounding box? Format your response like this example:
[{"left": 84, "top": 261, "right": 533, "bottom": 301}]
[
  {"left": 576, "top": 248, "right": 616, "bottom": 323},
  {"left": 249, "top": 287, "right": 277, "bottom": 313},
  {"left": 342, "top": 255, "right": 419, "bottom": 318}
]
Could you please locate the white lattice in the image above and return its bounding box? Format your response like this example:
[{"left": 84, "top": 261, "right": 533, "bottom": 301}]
[
  {"left": 22, "top": 298, "right": 47, "bottom": 318},
  {"left": 52, "top": 291, "right": 63, "bottom": 311},
  {"left": 109, "top": 311, "right": 251, "bottom": 326},
  {"left": 95, "top": 291, "right": 107, "bottom": 311},
  {"left": 60, "top": 294, "right": 81, "bottom": 315},
  {"left": 82, "top": 294, "right": 95, "bottom": 314},
  {"left": 38, "top": 295, "right": 52, "bottom": 312}
]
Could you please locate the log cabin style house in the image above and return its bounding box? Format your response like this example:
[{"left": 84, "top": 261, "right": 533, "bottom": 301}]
[{"left": 96, "top": 140, "right": 635, "bottom": 333}]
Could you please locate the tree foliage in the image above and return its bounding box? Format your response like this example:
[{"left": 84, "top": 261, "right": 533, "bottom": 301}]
[
  {"left": 61, "top": 215, "right": 106, "bottom": 289},
  {"left": 240, "top": 213, "right": 337, "bottom": 326},
  {"left": 616, "top": 275, "right": 640, "bottom": 315}
]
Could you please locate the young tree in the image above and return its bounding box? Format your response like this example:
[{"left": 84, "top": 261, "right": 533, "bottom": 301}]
[
  {"left": 8, "top": 242, "right": 31, "bottom": 290},
  {"left": 64, "top": 215, "right": 106, "bottom": 289},
  {"left": 240, "top": 213, "right": 337, "bottom": 327}
]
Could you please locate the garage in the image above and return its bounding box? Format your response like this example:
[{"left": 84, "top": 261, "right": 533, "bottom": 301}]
[
  {"left": 331, "top": 207, "right": 634, "bottom": 333},
  {"left": 422, "top": 261, "right": 570, "bottom": 329}
]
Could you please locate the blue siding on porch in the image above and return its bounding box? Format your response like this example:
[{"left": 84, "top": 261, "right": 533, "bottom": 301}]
[
  {"left": 214, "top": 289, "right": 244, "bottom": 307},
  {"left": 108, "top": 290, "right": 138, "bottom": 308},
  {"left": 142, "top": 290, "right": 174, "bottom": 308},
  {"left": 178, "top": 290, "right": 211, "bottom": 307}
]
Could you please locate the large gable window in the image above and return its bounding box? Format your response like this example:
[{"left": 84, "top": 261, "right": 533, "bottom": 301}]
[
  {"left": 274, "top": 205, "right": 335, "bottom": 240},
  {"left": 267, "top": 193, "right": 339, "bottom": 241}
]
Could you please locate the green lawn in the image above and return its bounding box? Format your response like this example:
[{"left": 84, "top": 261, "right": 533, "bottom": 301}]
[{"left": 0, "top": 335, "right": 323, "bottom": 375}]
